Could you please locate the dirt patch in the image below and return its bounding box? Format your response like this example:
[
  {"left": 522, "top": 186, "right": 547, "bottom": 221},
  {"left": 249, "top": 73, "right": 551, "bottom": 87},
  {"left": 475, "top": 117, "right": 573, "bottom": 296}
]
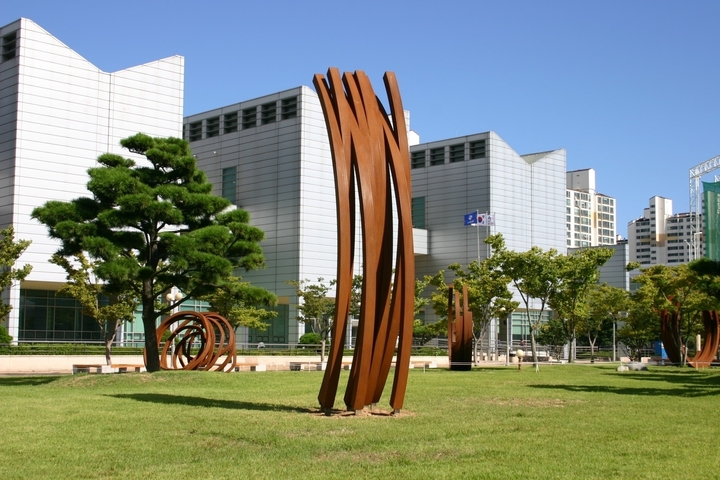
[{"left": 485, "top": 397, "right": 582, "bottom": 408}]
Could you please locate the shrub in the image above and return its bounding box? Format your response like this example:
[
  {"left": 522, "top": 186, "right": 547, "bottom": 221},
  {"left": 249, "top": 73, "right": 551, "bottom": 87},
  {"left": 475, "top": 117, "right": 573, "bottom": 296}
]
[
  {"left": 0, "top": 325, "right": 12, "bottom": 344},
  {"left": 299, "top": 332, "right": 321, "bottom": 345}
]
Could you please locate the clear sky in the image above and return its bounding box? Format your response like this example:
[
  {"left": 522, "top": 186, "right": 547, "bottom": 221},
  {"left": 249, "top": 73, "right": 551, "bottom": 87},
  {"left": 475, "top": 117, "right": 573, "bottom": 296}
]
[{"left": 3, "top": 0, "right": 719, "bottom": 237}]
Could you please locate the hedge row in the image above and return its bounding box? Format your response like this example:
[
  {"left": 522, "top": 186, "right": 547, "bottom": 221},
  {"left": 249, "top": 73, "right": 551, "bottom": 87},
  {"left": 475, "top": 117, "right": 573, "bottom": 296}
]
[{"left": 0, "top": 344, "right": 447, "bottom": 357}]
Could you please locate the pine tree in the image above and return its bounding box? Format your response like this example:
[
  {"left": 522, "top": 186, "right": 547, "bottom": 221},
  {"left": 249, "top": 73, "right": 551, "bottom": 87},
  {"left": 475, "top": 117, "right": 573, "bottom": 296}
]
[{"left": 32, "top": 134, "right": 269, "bottom": 371}]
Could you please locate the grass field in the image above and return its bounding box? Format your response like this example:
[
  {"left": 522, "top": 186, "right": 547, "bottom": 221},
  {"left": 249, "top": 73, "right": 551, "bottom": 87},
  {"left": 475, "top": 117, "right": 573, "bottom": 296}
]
[{"left": 1, "top": 365, "right": 719, "bottom": 479}]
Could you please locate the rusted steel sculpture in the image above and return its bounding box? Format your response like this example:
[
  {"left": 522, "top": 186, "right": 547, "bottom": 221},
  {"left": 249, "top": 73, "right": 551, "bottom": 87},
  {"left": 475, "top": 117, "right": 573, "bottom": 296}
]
[
  {"left": 448, "top": 284, "right": 473, "bottom": 371},
  {"left": 313, "top": 69, "right": 414, "bottom": 413},
  {"left": 659, "top": 310, "right": 682, "bottom": 365},
  {"left": 660, "top": 309, "right": 720, "bottom": 367},
  {"left": 148, "top": 311, "right": 237, "bottom": 372}
]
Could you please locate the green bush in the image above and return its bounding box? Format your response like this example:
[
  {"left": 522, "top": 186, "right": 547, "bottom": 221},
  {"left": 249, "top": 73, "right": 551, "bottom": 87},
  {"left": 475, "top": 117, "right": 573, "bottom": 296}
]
[
  {"left": 0, "top": 343, "right": 144, "bottom": 356},
  {"left": 298, "top": 332, "right": 321, "bottom": 345},
  {"left": 0, "top": 325, "right": 12, "bottom": 344}
]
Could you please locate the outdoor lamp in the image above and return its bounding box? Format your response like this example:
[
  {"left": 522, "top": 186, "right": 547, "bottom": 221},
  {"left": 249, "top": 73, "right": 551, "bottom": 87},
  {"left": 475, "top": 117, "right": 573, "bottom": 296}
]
[{"left": 166, "top": 291, "right": 183, "bottom": 303}]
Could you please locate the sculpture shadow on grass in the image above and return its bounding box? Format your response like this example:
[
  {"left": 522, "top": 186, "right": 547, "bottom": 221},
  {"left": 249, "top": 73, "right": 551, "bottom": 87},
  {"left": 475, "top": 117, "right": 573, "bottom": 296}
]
[
  {"left": 602, "top": 370, "right": 720, "bottom": 388},
  {"left": 528, "top": 382, "right": 720, "bottom": 398},
  {"left": 108, "top": 393, "right": 312, "bottom": 413},
  {"left": 0, "top": 376, "right": 61, "bottom": 387}
]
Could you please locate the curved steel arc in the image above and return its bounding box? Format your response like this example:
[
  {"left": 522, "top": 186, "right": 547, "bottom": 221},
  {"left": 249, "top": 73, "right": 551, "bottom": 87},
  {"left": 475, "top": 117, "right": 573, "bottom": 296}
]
[
  {"left": 314, "top": 68, "right": 413, "bottom": 412},
  {"left": 148, "top": 311, "right": 237, "bottom": 372}
]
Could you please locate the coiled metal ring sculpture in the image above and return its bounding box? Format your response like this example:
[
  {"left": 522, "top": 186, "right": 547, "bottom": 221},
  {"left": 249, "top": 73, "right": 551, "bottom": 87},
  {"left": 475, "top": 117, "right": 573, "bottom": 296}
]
[{"left": 152, "top": 311, "right": 237, "bottom": 372}]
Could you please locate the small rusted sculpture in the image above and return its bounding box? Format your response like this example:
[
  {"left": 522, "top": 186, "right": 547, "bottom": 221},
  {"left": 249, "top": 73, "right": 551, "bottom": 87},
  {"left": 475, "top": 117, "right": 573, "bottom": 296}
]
[
  {"left": 313, "top": 69, "right": 414, "bottom": 413},
  {"left": 148, "top": 311, "right": 237, "bottom": 372},
  {"left": 448, "top": 284, "right": 473, "bottom": 371}
]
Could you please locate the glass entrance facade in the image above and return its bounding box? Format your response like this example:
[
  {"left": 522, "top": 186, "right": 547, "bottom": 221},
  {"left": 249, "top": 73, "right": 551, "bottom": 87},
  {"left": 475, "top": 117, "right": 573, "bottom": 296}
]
[{"left": 19, "top": 289, "right": 103, "bottom": 341}]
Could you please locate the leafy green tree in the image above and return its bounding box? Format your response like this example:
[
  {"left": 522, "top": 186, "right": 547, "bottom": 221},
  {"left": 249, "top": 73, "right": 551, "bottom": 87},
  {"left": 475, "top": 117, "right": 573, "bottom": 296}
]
[
  {"left": 32, "top": 134, "right": 267, "bottom": 372},
  {"left": 426, "top": 257, "right": 517, "bottom": 364},
  {"left": 486, "top": 233, "right": 561, "bottom": 367},
  {"left": 0, "top": 226, "right": 32, "bottom": 326},
  {"left": 412, "top": 276, "right": 440, "bottom": 346},
  {"left": 618, "top": 289, "right": 661, "bottom": 362},
  {"left": 536, "top": 316, "right": 569, "bottom": 362},
  {"left": 289, "top": 278, "right": 336, "bottom": 362},
  {"left": 452, "top": 260, "right": 517, "bottom": 363},
  {"left": 51, "top": 253, "right": 136, "bottom": 365},
  {"left": 632, "top": 264, "right": 716, "bottom": 366},
  {"left": 412, "top": 319, "right": 441, "bottom": 346},
  {"left": 549, "top": 248, "right": 614, "bottom": 362},
  {"left": 583, "top": 283, "right": 630, "bottom": 362},
  {"left": 198, "top": 276, "right": 277, "bottom": 331},
  {"left": 689, "top": 258, "right": 720, "bottom": 306}
]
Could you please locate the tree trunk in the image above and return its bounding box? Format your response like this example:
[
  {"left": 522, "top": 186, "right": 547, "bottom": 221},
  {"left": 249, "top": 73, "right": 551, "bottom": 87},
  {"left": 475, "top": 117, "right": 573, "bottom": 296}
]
[
  {"left": 320, "top": 339, "right": 326, "bottom": 364},
  {"left": 589, "top": 338, "right": 596, "bottom": 363},
  {"left": 530, "top": 331, "right": 539, "bottom": 369},
  {"left": 142, "top": 291, "right": 160, "bottom": 372},
  {"left": 104, "top": 320, "right": 119, "bottom": 366}
]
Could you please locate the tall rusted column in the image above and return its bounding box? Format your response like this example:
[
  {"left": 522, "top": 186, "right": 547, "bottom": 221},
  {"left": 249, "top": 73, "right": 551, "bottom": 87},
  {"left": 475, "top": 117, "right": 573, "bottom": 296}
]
[
  {"left": 449, "top": 284, "right": 473, "bottom": 371},
  {"left": 688, "top": 310, "right": 720, "bottom": 367},
  {"left": 313, "top": 69, "right": 414, "bottom": 413}
]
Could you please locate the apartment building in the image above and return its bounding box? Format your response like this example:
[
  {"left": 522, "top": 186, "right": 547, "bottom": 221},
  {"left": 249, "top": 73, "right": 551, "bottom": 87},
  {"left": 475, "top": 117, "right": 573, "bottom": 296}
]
[
  {"left": 627, "top": 196, "right": 703, "bottom": 266},
  {"left": 566, "top": 169, "right": 617, "bottom": 249}
]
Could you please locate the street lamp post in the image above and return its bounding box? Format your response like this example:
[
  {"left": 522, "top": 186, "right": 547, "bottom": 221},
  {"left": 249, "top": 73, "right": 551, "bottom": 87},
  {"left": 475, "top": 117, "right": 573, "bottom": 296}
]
[
  {"left": 501, "top": 307, "right": 510, "bottom": 367},
  {"left": 612, "top": 318, "right": 616, "bottom": 363}
]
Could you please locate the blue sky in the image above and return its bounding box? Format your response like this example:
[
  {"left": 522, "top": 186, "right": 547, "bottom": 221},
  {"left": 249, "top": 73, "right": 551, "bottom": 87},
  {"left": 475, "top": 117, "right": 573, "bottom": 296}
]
[{"left": 3, "top": 1, "right": 720, "bottom": 236}]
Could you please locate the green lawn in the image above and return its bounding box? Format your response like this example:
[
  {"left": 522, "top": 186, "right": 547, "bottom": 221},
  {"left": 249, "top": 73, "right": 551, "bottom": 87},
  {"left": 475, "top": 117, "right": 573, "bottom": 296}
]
[{"left": 1, "top": 365, "right": 719, "bottom": 479}]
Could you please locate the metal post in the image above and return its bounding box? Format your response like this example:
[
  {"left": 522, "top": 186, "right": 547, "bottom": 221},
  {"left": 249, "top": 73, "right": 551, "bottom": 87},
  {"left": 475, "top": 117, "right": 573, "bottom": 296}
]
[
  {"left": 505, "top": 313, "right": 511, "bottom": 366},
  {"left": 476, "top": 209, "right": 480, "bottom": 262}
]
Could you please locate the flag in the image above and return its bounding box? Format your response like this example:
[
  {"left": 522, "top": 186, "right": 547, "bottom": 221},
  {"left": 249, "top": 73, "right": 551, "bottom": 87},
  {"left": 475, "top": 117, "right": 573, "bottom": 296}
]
[{"left": 465, "top": 212, "right": 495, "bottom": 226}]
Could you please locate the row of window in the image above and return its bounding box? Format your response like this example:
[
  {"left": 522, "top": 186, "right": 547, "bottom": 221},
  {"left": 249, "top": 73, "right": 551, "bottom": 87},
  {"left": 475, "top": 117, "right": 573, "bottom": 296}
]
[
  {"left": 1, "top": 31, "right": 17, "bottom": 63},
  {"left": 186, "top": 96, "right": 298, "bottom": 142},
  {"left": 573, "top": 192, "right": 590, "bottom": 201},
  {"left": 411, "top": 139, "right": 486, "bottom": 169}
]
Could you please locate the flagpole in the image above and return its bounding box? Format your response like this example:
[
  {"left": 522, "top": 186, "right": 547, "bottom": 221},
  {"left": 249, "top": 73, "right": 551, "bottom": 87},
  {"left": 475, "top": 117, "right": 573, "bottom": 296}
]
[
  {"left": 485, "top": 211, "right": 490, "bottom": 259},
  {"left": 476, "top": 209, "right": 480, "bottom": 263}
]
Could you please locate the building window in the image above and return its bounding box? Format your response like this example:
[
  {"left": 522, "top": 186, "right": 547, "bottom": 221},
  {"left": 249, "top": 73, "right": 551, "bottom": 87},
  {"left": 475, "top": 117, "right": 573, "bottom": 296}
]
[
  {"left": 411, "top": 151, "right": 425, "bottom": 169},
  {"left": 412, "top": 197, "right": 426, "bottom": 229},
  {"left": 242, "top": 107, "right": 257, "bottom": 129},
  {"left": 261, "top": 102, "right": 277, "bottom": 125},
  {"left": 449, "top": 144, "right": 465, "bottom": 163},
  {"left": 19, "top": 289, "right": 104, "bottom": 341},
  {"left": 222, "top": 167, "right": 237, "bottom": 205},
  {"left": 188, "top": 121, "right": 202, "bottom": 142},
  {"left": 430, "top": 148, "right": 445, "bottom": 166},
  {"left": 224, "top": 112, "right": 238, "bottom": 134},
  {"left": 206, "top": 117, "right": 220, "bottom": 138},
  {"left": 281, "top": 97, "right": 298, "bottom": 119},
  {"left": 1, "top": 31, "right": 17, "bottom": 62},
  {"left": 469, "top": 140, "right": 486, "bottom": 159}
]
